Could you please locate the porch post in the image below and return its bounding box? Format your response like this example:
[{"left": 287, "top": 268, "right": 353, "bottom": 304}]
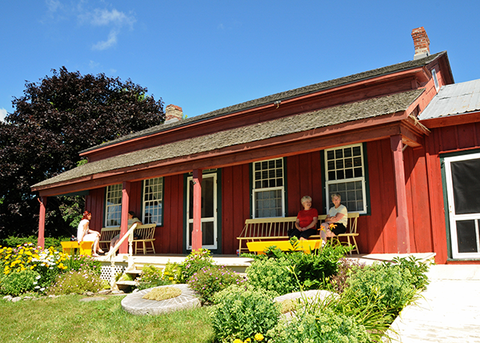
[
  {"left": 192, "top": 169, "right": 203, "bottom": 251},
  {"left": 37, "top": 196, "right": 47, "bottom": 249},
  {"left": 390, "top": 135, "right": 411, "bottom": 253},
  {"left": 119, "top": 181, "right": 131, "bottom": 254}
]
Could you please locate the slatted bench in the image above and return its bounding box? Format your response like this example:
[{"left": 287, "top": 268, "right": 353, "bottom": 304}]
[
  {"left": 61, "top": 241, "right": 94, "bottom": 256},
  {"left": 237, "top": 213, "right": 359, "bottom": 255},
  {"left": 99, "top": 224, "right": 157, "bottom": 254}
]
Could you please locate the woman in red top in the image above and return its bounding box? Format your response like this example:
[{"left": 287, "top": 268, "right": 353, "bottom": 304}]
[{"left": 289, "top": 195, "right": 318, "bottom": 240}]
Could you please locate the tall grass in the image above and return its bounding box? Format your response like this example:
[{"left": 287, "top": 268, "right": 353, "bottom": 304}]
[{"left": 0, "top": 295, "right": 213, "bottom": 343}]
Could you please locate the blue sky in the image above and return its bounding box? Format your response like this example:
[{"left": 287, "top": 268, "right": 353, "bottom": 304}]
[{"left": 1, "top": 1, "right": 479, "bottom": 122}]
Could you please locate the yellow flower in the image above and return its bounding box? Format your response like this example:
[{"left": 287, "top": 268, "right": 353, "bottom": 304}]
[
  {"left": 233, "top": 339, "right": 243, "bottom": 343},
  {"left": 169, "top": 277, "right": 174, "bottom": 281},
  {"left": 164, "top": 271, "right": 169, "bottom": 275},
  {"left": 254, "top": 334, "right": 264, "bottom": 341},
  {"left": 244, "top": 339, "right": 252, "bottom": 342}
]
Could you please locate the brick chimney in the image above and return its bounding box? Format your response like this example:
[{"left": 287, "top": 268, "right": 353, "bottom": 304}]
[
  {"left": 165, "top": 104, "right": 183, "bottom": 124},
  {"left": 411, "top": 27, "right": 430, "bottom": 60}
]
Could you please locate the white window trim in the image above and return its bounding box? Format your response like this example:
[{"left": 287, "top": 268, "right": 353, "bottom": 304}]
[
  {"left": 252, "top": 158, "right": 286, "bottom": 218},
  {"left": 324, "top": 143, "right": 367, "bottom": 214},
  {"left": 142, "top": 177, "right": 163, "bottom": 226},
  {"left": 105, "top": 183, "right": 122, "bottom": 227}
]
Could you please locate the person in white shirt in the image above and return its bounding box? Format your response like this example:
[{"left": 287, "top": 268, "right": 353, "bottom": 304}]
[
  {"left": 77, "top": 211, "right": 103, "bottom": 256},
  {"left": 319, "top": 193, "right": 348, "bottom": 243}
]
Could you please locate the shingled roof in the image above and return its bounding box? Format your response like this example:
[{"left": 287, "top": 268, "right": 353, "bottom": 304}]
[
  {"left": 81, "top": 51, "right": 446, "bottom": 154},
  {"left": 33, "top": 88, "right": 424, "bottom": 188}
]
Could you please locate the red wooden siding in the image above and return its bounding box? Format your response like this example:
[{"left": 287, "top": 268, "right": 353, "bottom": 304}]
[
  {"left": 422, "top": 123, "right": 480, "bottom": 263},
  {"left": 221, "top": 165, "right": 251, "bottom": 254},
  {"left": 156, "top": 174, "right": 184, "bottom": 253},
  {"left": 404, "top": 145, "right": 435, "bottom": 253},
  {"left": 359, "top": 140, "right": 398, "bottom": 254},
  {"left": 85, "top": 188, "right": 105, "bottom": 232},
  {"left": 286, "top": 152, "right": 323, "bottom": 216}
]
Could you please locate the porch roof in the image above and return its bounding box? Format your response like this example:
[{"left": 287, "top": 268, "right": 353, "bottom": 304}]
[
  {"left": 32, "top": 88, "right": 424, "bottom": 192},
  {"left": 419, "top": 78, "right": 480, "bottom": 120},
  {"left": 81, "top": 51, "right": 446, "bottom": 154}
]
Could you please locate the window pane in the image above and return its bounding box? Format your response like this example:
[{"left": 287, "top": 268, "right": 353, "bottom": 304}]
[
  {"left": 456, "top": 220, "right": 478, "bottom": 253},
  {"left": 143, "top": 177, "right": 163, "bottom": 225}
]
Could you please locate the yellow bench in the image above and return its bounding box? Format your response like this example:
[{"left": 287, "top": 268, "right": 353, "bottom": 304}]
[
  {"left": 61, "top": 241, "right": 94, "bottom": 256},
  {"left": 247, "top": 239, "right": 323, "bottom": 254},
  {"left": 237, "top": 213, "right": 359, "bottom": 255}
]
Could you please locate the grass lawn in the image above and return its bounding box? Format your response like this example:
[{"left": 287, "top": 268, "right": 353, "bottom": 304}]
[{"left": 0, "top": 294, "right": 214, "bottom": 343}]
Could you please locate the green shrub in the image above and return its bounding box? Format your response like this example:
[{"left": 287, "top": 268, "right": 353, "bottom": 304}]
[
  {"left": 246, "top": 257, "right": 296, "bottom": 295},
  {"left": 47, "top": 269, "right": 105, "bottom": 295},
  {"left": 180, "top": 249, "right": 213, "bottom": 283},
  {"left": 329, "top": 258, "right": 366, "bottom": 293},
  {"left": 392, "top": 256, "right": 431, "bottom": 290},
  {"left": 344, "top": 263, "right": 418, "bottom": 317},
  {"left": 246, "top": 243, "right": 350, "bottom": 295},
  {"left": 211, "top": 284, "right": 280, "bottom": 343},
  {"left": 0, "top": 269, "right": 40, "bottom": 296},
  {"left": 64, "top": 254, "right": 101, "bottom": 275},
  {"left": 273, "top": 306, "right": 371, "bottom": 343},
  {"left": 0, "top": 244, "right": 69, "bottom": 292},
  {"left": 137, "top": 264, "right": 170, "bottom": 290},
  {"left": 187, "top": 265, "right": 245, "bottom": 304}
]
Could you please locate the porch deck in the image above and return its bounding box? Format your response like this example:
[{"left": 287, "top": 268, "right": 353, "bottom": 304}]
[{"left": 96, "top": 252, "right": 436, "bottom": 277}]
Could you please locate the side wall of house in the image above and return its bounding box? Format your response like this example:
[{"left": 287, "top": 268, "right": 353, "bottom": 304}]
[{"left": 423, "top": 121, "right": 480, "bottom": 263}]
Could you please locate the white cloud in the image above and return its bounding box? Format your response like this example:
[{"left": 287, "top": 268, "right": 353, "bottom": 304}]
[
  {"left": 79, "top": 8, "right": 136, "bottom": 50},
  {"left": 89, "top": 8, "right": 135, "bottom": 28},
  {"left": 0, "top": 108, "right": 7, "bottom": 122},
  {"left": 92, "top": 29, "right": 118, "bottom": 50}
]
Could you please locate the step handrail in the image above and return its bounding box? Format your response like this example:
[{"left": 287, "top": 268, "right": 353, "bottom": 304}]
[{"left": 105, "top": 223, "right": 138, "bottom": 289}]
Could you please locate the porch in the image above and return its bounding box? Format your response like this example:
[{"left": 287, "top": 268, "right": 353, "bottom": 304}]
[{"left": 95, "top": 252, "right": 436, "bottom": 283}]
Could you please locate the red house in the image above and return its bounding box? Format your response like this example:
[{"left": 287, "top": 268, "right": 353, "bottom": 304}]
[{"left": 32, "top": 27, "right": 480, "bottom": 264}]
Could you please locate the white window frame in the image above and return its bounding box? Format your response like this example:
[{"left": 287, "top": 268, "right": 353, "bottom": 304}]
[
  {"left": 252, "top": 158, "right": 285, "bottom": 218},
  {"left": 105, "top": 184, "right": 122, "bottom": 227},
  {"left": 324, "top": 144, "right": 367, "bottom": 214},
  {"left": 142, "top": 177, "right": 163, "bottom": 225}
]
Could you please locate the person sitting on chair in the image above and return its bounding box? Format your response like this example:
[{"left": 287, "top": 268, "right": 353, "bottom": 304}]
[
  {"left": 289, "top": 195, "right": 318, "bottom": 240},
  {"left": 319, "top": 193, "right": 348, "bottom": 243},
  {"left": 109, "top": 211, "right": 143, "bottom": 252}
]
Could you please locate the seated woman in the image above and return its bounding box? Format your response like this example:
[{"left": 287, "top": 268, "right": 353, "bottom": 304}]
[
  {"left": 109, "top": 211, "right": 143, "bottom": 252},
  {"left": 319, "top": 193, "right": 348, "bottom": 242},
  {"left": 77, "top": 211, "right": 103, "bottom": 257},
  {"left": 289, "top": 195, "right": 318, "bottom": 240}
]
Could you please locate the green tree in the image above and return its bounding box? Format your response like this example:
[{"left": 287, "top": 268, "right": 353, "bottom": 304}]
[{"left": 0, "top": 67, "right": 164, "bottom": 238}]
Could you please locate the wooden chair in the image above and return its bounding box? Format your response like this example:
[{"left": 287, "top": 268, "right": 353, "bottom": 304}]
[{"left": 133, "top": 224, "right": 157, "bottom": 254}]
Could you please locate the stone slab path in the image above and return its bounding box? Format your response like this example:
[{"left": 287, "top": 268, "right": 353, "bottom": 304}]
[{"left": 386, "top": 265, "right": 480, "bottom": 343}]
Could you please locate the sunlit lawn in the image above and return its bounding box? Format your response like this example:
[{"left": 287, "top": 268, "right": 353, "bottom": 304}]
[{"left": 0, "top": 294, "right": 214, "bottom": 343}]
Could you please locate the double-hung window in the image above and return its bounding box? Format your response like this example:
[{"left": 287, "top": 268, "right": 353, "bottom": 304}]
[
  {"left": 252, "top": 158, "right": 285, "bottom": 218},
  {"left": 142, "top": 177, "right": 163, "bottom": 225},
  {"left": 324, "top": 144, "right": 367, "bottom": 213},
  {"left": 105, "top": 184, "right": 122, "bottom": 227}
]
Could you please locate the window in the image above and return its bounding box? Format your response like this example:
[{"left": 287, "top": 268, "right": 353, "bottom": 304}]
[
  {"left": 143, "top": 177, "right": 163, "bottom": 225},
  {"left": 105, "top": 184, "right": 122, "bottom": 227},
  {"left": 252, "top": 158, "right": 285, "bottom": 218},
  {"left": 432, "top": 68, "right": 439, "bottom": 91},
  {"left": 324, "top": 144, "right": 367, "bottom": 213}
]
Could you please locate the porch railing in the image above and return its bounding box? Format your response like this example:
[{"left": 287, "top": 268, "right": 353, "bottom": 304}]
[{"left": 105, "top": 223, "right": 138, "bottom": 289}]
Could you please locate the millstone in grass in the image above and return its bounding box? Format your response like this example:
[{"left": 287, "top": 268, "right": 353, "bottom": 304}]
[{"left": 142, "top": 286, "right": 182, "bottom": 301}]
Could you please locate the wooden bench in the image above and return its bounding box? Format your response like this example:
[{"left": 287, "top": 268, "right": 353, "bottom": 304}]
[
  {"left": 61, "top": 241, "right": 93, "bottom": 256},
  {"left": 237, "top": 212, "right": 360, "bottom": 255},
  {"left": 99, "top": 224, "right": 157, "bottom": 254},
  {"left": 247, "top": 239, "right": 323, "bottom": 254}
]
